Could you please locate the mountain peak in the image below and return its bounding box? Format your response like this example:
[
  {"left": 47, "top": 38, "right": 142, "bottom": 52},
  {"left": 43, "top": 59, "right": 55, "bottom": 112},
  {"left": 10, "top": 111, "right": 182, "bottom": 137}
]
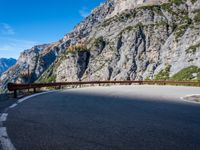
[
  {"left": 107, "top": 0, "right": 168, "bottom": 18},
  {"left": 1, "top": 0, "right": 200, "bottom": 92}
]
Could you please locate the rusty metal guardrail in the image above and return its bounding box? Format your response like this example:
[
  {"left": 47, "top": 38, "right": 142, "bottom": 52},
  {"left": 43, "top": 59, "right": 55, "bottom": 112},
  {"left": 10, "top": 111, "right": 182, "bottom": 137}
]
[{"left": 7, "top": 80, "right": 200, "bottom": 98}]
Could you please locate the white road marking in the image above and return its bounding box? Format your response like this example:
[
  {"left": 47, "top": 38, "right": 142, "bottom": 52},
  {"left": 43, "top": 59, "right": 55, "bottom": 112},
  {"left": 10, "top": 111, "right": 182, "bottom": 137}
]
[
  {"left": 9, "top": 104, "right": 18, "bottom": 109},
  {"left": 0, "top": 127, "right": 16, "bottom": 150},
  {"left": 0, "top": 90, "right": 57, "bottom": 150},
  {"left": 0, "top": 114, "right": 8, "bottom": 122},
  {"left": 17, "top": 91, "right": 57, "bottom": 104}
]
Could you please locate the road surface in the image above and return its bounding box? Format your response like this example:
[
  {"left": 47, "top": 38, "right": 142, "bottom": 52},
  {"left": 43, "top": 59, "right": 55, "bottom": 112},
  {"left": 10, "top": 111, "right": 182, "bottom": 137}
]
[{"left": 2, "top": 85, "right": 200, "bottom": 150}]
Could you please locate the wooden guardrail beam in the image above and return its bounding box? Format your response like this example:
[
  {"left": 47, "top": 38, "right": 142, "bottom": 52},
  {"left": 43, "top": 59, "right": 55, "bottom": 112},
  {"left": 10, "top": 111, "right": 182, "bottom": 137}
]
[{"left": 7, "top": 81, "right": 200, "bottom": 98}]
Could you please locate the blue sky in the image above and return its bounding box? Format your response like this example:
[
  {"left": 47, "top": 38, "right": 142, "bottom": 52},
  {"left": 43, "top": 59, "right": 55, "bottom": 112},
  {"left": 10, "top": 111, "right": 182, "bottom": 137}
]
[{"left": 0, "top": 0, "right": 104, "bottom": 58}]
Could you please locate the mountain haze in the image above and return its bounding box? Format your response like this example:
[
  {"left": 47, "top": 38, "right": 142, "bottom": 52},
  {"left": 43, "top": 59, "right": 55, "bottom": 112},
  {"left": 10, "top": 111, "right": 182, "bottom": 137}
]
[
  {"left": 0, "top": 58, "right": 16, "bottom": 76},
  {"left": 1, "top": 0, "right": 200, "bottom": 91}
]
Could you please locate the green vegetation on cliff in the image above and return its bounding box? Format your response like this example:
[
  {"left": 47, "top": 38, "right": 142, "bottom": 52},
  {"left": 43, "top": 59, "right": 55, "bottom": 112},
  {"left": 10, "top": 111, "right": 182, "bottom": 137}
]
[
  {"left": 186, "top": 43, "right": 200, "bottom": 54},
  {"left": 171, "top": 66, "right": 200, "bottom": 81},
  {"left": 154, "top": 66, "right": 200, "bottom": 82},
  {"left": 193, "top": 9, "right": 200, "bottom": 23},
  {"left": 170, "top": 0, "right": 186, "bottom": 5},
  {"left": 175, "top": 24, "right": 189, "bottom": 40},
  {"left": 155, "top": 65, "right": 171, "bottom": 80},
  {"left": 37, "top": 64, "right": 56, "bottom": 83},
  {"left": 191, "top": 0, "right": 198, "bottom": 3}
]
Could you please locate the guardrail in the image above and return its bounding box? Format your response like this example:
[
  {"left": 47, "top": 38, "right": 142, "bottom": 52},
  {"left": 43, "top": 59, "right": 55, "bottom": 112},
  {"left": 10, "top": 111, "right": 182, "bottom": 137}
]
[{"left": 7, "top": 80, "right": 200, "bottom": 98}]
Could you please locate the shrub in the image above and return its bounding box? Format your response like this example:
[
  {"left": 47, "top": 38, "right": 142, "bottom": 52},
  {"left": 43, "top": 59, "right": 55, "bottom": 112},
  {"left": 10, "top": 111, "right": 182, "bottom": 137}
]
[
  {"left": 68, "top": 43, "right": 88, "bottom": 53},
  {"left": 139, "top": 5, "right": 162, "bottom": 14},
  {"left": 46, "top": 75, "right": 56, "bottom": 83},
  {"left": 0, "top": 88, "right": 4, "bottom": 94},
  {"left": 170, "top": 0, "right": 186, "bottom": 5},
  {"left": 38, "top": 74, "right": 56, "bottom": 83},
  {"left": 161, "top": 3, "right": 172, "bottom": 11},
  {"left": 194, "top": 11, "right": 200, "bottom": 23},
  {"left": 145, "top": 77, "right": 151, "bottom": 80},
  {"left": 191, "top": 0, "right": 198, "bottom": 4},
  {"left": 186, "top": 43, "right": 200, "bottom": 54},
  {"left": 175, "top": 24, "right": 188, "bottom": 40},
  {"left": 155, "top": 65, "right": 171, "bottom": 80},
  {"left": 94, "top": 36, "right": 105, "bottom": 47}
]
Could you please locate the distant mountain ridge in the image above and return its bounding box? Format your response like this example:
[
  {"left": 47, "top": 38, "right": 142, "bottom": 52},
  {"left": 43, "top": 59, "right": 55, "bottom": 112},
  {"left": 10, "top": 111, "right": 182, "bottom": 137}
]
[
  {"left": 1, "top": 0, "right": 200, "bottom": 92},
  {"left": 0, "top": 58, "right": 16, "bottom": 76}
]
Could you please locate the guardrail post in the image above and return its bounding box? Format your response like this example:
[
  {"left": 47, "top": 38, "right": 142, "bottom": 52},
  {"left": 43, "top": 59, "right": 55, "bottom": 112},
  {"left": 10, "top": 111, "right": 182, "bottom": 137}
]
[{"left": 14, "top": 90, "right": 17, "bottom": 98}]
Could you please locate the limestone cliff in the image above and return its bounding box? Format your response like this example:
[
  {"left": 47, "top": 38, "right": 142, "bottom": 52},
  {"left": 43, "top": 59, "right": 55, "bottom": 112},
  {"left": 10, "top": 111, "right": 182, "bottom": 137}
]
[{"left": 1, "top": 0, "right": 200, "bottom": 91}]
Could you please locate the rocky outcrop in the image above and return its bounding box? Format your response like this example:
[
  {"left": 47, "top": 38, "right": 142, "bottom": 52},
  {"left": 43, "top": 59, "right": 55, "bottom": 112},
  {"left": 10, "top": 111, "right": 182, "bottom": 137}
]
[
  {"left": 1, "top": 0, "right": 200, "bottom": 91},
  {"left": 53, "top": 0, "right": 200, "bottom": 82},
  {"left": 0, "top": 43, "right": 60, "bottom": 90}
]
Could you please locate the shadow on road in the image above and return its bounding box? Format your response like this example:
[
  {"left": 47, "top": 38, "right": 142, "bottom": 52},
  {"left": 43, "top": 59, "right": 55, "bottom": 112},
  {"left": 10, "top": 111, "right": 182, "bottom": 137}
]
[{"left": 5, "top": 88, "right": 200, "bottom": 150}]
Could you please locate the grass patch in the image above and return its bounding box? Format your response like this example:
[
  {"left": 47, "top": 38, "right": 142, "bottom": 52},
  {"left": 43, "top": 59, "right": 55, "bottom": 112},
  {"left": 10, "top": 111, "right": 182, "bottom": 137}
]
[
  {"left": 186, "top": 43, "right": 200, "bottom": 54},
  {"left": 193, "top": 9, "right": 200, "bottom": 23},
  {"left": 101, "top": 10, "right": 136, "bottom": 27},
  {"left": 38, "top": 75, "right": 56, "bottom": 83},
  {"left": 138, "top": 5, "right": 162, "bottom": 15},
  {"left": 0, "top": 88, "right": 4, "bottom": 94},
  {"left": 145, "top": 77, "right": 151, "bottom": 80},
  {"left": 175, "top": 24, "right": 188, "bottom": 40},
  {"left": 191, "top": 0, "right": 198, "bottom": 3},
  {"left": 155, "top": 65, "right": 171, "bottom": 80},
  {"left": 93, "top": 36, "right": 105, "bottom": 47},
  {"left": 37, "top": 63, "right": 57, "bottom": 83},
  {"left": 118, "top": 26, "right": 136, "bottom": 35},
  {"left": 161, "top": 3, "right": 172, "bottom": 11},
  {"left": 170, "top": 0, "right": 186, "bottom": 5},
  {"left": 171, "top": 66, "right": 200, "bottom": 81}
]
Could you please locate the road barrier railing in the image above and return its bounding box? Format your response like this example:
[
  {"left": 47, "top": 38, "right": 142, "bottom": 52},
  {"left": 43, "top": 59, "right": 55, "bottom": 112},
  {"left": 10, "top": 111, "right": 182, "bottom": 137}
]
[{"left": 7, "top": 80, "right": 200, "bottom": 98}]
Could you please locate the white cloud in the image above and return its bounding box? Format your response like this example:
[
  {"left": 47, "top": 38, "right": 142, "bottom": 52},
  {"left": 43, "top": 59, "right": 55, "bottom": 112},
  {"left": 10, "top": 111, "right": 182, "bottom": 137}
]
[
  {"left": 79, "top": 7, "right": 90, "bottom": 18},
  {"left": 0, "top": 23, "right": 15, "bottom": 35}
]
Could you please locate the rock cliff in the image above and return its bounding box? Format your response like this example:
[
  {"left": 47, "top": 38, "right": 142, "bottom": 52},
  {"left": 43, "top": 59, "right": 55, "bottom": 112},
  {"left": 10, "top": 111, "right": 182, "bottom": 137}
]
[{"left": 1, "top": 0, "right": 200, "bottom": 91}]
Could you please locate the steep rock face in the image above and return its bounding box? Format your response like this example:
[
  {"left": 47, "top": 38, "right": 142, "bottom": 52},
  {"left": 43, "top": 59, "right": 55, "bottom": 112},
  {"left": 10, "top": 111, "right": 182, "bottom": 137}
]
[
  {"left": 1, "top": 0, "right": 200, "bottom": 90},
  {"left": 0, "top": 58, "right": 16, "bottom": 76},
  {"left": 0, "top": 43, "right": 61, "bottom": 90},
  {"left": 55, "top": 51, "right": 90, "bottom": 81},
  {"left": 1, "top": 0, "right": 118, "bottom": 88},
  {"left": 50, "top": 0, "right": 200, "bottom": 82}
]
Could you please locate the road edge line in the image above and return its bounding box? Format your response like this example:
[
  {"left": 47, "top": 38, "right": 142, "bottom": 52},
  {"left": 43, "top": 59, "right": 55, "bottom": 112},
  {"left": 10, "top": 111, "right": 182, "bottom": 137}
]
[{"left": 0, "top": 90, "right": 57, "bottom": 150}]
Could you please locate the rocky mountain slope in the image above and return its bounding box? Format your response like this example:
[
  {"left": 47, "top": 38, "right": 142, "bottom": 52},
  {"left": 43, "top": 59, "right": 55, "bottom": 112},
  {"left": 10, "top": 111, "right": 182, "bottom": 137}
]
[
  {"left": 0, "top": 58, "right": 16, "bottom": 76},
  {"left": 1, "top": 0, "right": 200, "bottom": 91}
]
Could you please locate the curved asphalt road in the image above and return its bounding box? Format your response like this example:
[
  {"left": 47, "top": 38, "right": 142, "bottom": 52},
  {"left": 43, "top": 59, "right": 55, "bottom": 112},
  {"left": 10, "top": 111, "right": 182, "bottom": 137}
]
[{"left": 3, "top": 85, "right": 200, "bottom": 150}]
